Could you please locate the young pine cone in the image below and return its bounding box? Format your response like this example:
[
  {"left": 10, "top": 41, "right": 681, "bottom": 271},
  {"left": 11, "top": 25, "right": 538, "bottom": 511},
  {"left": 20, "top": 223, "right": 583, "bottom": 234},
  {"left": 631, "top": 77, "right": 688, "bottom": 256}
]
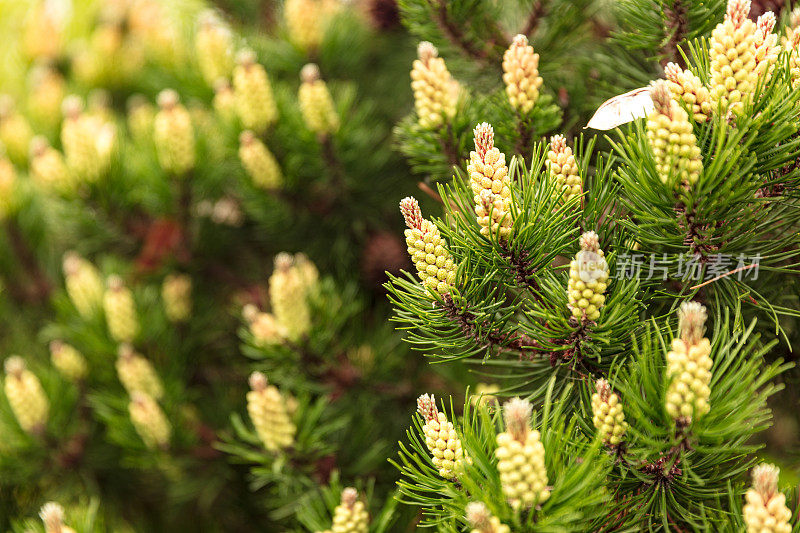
[
  {"left": 233, "top": 49, "right": 278, "bottom": 135},
  {"left": 284, "top": 0, "right": 338, "bottom": 51},
  {"left": 269, "top": 253, "right": 317, "bottom": 341},
  {"left": 647, "top": 80, "right": 702, "bottom": 187},
  {"left": 410, "top": 41, "right": 459, "bottom": 129},
  {"left": 104, "top": 275, "right": 139, "bottom": 343},
  {"left": 465, "top": 502, "right": 511, "bottom": 533},
  {"left": 194, "top": 10, "right": 234, "bottom": 87},
  {"left": 49, "top": 341, "right": 88, "bottom": 382},
  {"left": 29, "top": 136, "right": 74, "bottom": 195},
  {"left": 154, "top": 89, "right": 196, "bottom": 176},
  {"left": 239, "top": 131, "right": 282, "bottom": 190},
  {"left": 0, "top": 155, "right": 16, "bottom": 220},
  {"left": 567, "top": 231, "right": 609, "bottom": 322},
  {"left": 129, "top": 391, "right": 171, "bottom": 449},
  {"left": 63, "top": 252, "right": 104, "bottom": 319},
  {"left": 3, "top": 356, "right": 49, "bottom": 434},
  {"left": 663, "top": 63, "right": 712, "bottom": 123},
  {"left": 162, "top": 273, "right": 192, "bottom": 323},
  {"left": 468, "top": 123, "right": 513, "bottom": 239},
  {"left": 329, "top": 487, "right": 369, "bottom": 533},
  {"left": 299, "top": 64, "right": 339, "bottom": 136},
  {"left": 400, "top": 197, "right": 457, "bottom": 295},
  {"left": 743, "top": 464, "right": 791, "bottom": 533},
  {"left": 243, "top": 304, "right": 286, "bottom": 345},
  {"left": 27, "top": 63, "right": 66, "bottom": 132},
  {"left": 495, "top": 398, "right": 550, "bottom": 510},
  {"left": 591, "top": 379, "right": 628, "bottom": 447},
  {"left": 246, "top": 372, "right": 296, "bottom": 452},
  {"left": 417, "top": 394, "right": 467, "bottom": 480},
  {"left": 502, "top": 34, "right": 543, "bottom": 114},
  {"left": 665, "top": 302, "right": 712, "bottom": 423},
  {"left": 116, "top": 344, "right": 164, "bottom": 400},
  {"left": 60, "top": 95, "right": 105, "bottom": 184},
  {"left": 546, "top": 135, "right": 581, "bottom": 203},
  {"left": 0, "top": 95, "right": 33, "bottom": 166},
  {"left": 708, "top": 0, "right": 759, "bottom": 114}
]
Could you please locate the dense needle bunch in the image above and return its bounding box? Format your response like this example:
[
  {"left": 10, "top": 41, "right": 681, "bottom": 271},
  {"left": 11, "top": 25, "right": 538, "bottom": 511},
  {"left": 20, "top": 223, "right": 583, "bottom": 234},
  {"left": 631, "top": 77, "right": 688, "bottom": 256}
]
[
  {"left": 646, "top": 80, "right": 702, "bottom": 186},
  {"left": 546, "top": 134, "right": 581, "bottom": 203},
  {"left": 743, "top": 464, "right": 791, "bottom": 533},
  {"left": 665, "top": 302, "right": 713, "bottom": 423},
  {"left": 467, "top": 122, "right": 512, "bottom": 239},
  {"left": 153, "top": 89, "right": 196, "bottom": 176},
  {"left": 495, "top": 398, "right": 549, "bottom": 510},
  {"left": 400, "top": 196, "right": 457, "bottom": 295},
  {"left": 590, "top": 379, "right": 627, "bottom": 447},
  {"left": 663, "top": 63, "right": 712, "bottom": 122},
  {"left": 298, "top": 63, "right": 339, "bottom": 136},
  {"left": 246, "top": 371, "right": 296, "bottom": 452},
  {"left": 410, "top": 41, "right": 459, "bottom": 129},
  {"left": 3, "top": 356, "right": 49, "bottom": 435},
  {"left": 233, "top": 49, "right": 278, "bottom": 134},
  {"left": 238, "top": 131, "right": 283, "bottom": 190},
  {"left": 501, "top": 34, "right": 543, "bottom": 114},
  {"left": 416, "top": 393, "right": 466, "bottom": 480},
  {"left": 566, "top": 231, "right": 609, "bottom": 322}
]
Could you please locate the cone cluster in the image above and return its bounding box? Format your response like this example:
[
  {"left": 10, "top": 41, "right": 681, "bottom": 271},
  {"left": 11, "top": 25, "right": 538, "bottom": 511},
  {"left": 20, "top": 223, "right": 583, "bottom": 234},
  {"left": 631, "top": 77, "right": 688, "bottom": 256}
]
[
  {"left": 400, "top": 196, "right": 457, "bottom": 295},
  {"left": 104, "top": 275, "right": 139, "bottom": 343},
  {"left": 3, "top": 356, "right": 49, "bottom": 434},
  {"left": 49, "top": 341, "right": 88, "bottom": 382},
  {"left": 60, "top": 95, "right": 115, "bottom": 184},
  {"left": 467, "top": 123, "right": 513, "bottom": 239},
  {"left": 664, "top": 63, "right": 711, "bottom": 123},
  {"left": 246, "top": 371, "right": 296, "bottom": 452},
  {"left": 268, "top": 253, "right": 319, "bottom": 342},
  {"left": 63, "top": 252, "right": 104, "bottom": 319},
  {"left": 708, "top": 0, "right": 760, "bottom": 114},
  {"left": 495, "top": 398, "right": 549, "bottom": 510},
  {"left": 162, "top": 274, "right": 192, "bottom": 323},
  {"left": 129, "top": 391, "right": 171, "bottom": 449},
  {"left": 30, "top": 136, "right": 73, "bottom": 194},
  {"left": 465, "top": 502, "right": 511, "bottom": 533},
  {"left": 417, "top": 393, "right": 466, "bottom": 479},
  {"left": 567, "top": 231, "right": 609, "bottom": 322},
  {"left": 646, "top": 80, "right": 702, "bottom": 186},
  {"left": 299, "top": 63, "right": 339, "bottom": 136},
  {"left": 154, "top": 89, "right": 196, "bottom": 176},
  {"left": 410, "top": 42, "right": 459, "bottom": 129},
  {"left": 233, "top": 49, "right": 278, "bottom": 134},
  {"left": 325, "top": 487, "right": 369, "bottom": 533},
  {"left": 591, "top": 379, "right": 627, "bottom": 446},
  {"left": 284, "top": 0, "right": 339, "bottom": 51},
  {"left": 665, "top": 302, "right": 713, "bottom": 422},
  {"left": 116, "top": 344, "right": 163, "bottom": 400},
  {"left": 743, "top": 464, "right": 791, "bottom": 533},
  {"left": 546, "top": 134, "right": 581, "bottom": 203},
  {"left": 502, "top": 34, "right": 543, "bottom": 114},
  {"left": 194, "top": 10, "right": 234, "bottom": 86},
  {"left": 239, "top": 130, "right": 283, "bottom": 190}
]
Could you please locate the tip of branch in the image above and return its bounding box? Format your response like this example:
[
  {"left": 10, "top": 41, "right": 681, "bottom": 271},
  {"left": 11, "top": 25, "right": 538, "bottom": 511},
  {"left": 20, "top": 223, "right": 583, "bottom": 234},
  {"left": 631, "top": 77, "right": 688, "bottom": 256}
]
[
  {"left": 416, "top": 393, "right": 439, "bottom": 421},
  {"left": 341, "top": 487, "right": 358, "bottom": 508},
  {"left": 649, "top": 80, "right": 672, "bottom": 117},
  {"left": 752, "top": 463, "right": 779, "bottom": 500},
  {"left": 726, "top": 0, "right": 751, "bottom": 28},
  {"left": 503, "top": 397, "right": 532, "bottom": 442},
  {"left": 473, "top": 122, "right": 494, "bottom": 159},
  {"left": 417, "top": 41, "right": 438, "bottom": 64},
  {"left": 465, "top": 502, "right": 490, "bottom": 529},
  {"left": 579, "top": 231, "right": 600, "bottom": 253},
  {"left": 4, "top": 355, "right": 25, "bottom": 377},
  {"left": 301, "top": 63, "right": 320, "bottom": 84},
  {"left": 248, "top": 371, "right": 268, "bottom": 391},
  {"left": 678, "top": 301, "right": 707, "bottom": 345}
]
